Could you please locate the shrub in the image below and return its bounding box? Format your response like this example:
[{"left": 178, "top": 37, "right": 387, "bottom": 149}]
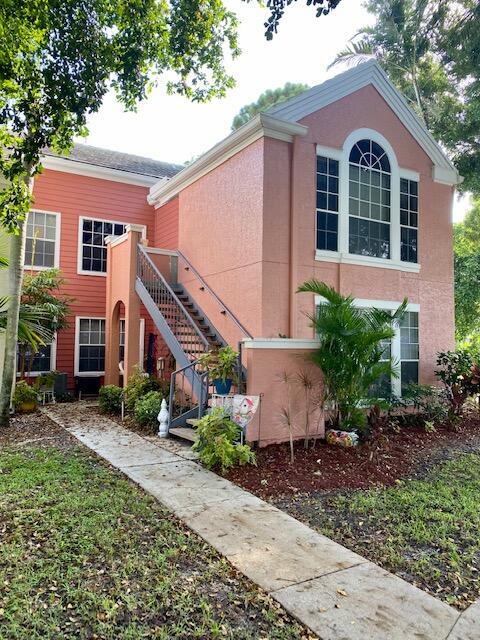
[
  {"left": 98, "top": 385, "right": 123, "bottom": 414},
  {"left": 193, "top": 407, "right": 256, "bottom": 473},
  {"left": 197, "top": 345, "right": 238, "bottom": 382},
  {"left": 124, "top": 366, "right": 162, "bottom": 411},
  {"left": 297, "top": 279, "right": 407, "bottom": 433},
  {"left": 435, "top": 350, "right": 480, "bottom": 419},
  {"left": 13, "top": 381, "right": 38, "bottom": 408},
  {"left": 402, "top": 383, "right": 449, "bottom": 425},
  {"left": 134, "top": 390, "right": 163, "bottom": 427}
]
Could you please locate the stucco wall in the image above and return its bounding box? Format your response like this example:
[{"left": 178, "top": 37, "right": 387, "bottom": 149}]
[
  {"left": 244, "top": 343, "right": 324, "bottom": 446},
  {"left": 176, "top": 138, "right": 265, "bottom": 345},
  {"left": 262, "top": 84, "right": 455, "bottom": 385}
]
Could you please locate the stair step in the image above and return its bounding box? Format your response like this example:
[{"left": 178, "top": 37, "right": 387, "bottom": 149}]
[
  {"left": 186, "top": 419, "right": 200, "bottom": 426},
  {"left": 168, "top": 427, "right": 198, "bottom": 443}
]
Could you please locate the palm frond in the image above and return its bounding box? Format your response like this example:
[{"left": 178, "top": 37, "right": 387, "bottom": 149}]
[{"left": 328, "top": 40, "right": 375, "bottom": 70}]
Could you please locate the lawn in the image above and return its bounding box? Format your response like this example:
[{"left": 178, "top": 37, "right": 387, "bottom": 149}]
[
  {"left": 0, "top": 414, "right": 313, "bottom": 640},
  {"left": 276, "top": 451, "right": 480, "bottom": 610}
]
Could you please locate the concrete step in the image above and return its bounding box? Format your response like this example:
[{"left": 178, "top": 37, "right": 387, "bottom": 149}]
[
  {"left": 186, "top": 418, "right": 199, "bottom": 427},
  {"left": 168, "top": 427, "right": 199, "bottom": 443}
]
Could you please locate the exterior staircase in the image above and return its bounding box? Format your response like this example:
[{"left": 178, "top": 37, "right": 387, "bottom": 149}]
[{"left": 135, "top": 244, "right": 222, "bottom": 439}]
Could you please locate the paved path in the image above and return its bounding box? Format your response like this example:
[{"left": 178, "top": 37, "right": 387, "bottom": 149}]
[{"left": 43, "top": 404, "right": 479, "bottom": 640}]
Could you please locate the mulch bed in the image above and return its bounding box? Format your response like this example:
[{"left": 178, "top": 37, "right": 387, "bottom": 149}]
[
  {"left": 0, "top": 410, "right": 78, "bottom": 451},
  {"left": 226, "top": 412, "right": 480, "bottom": 500}
]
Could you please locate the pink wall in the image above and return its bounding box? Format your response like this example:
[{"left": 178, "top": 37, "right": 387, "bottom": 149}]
[
  {"left": 245, "top": 344, "right": 324, "bottom": 446},
  {"left": 154, "top": 197, "right": 179, "bottom": 250},
  {"left": 31, "top": 169, "right": 156, "bottom": 389},
  {"left": 261, "top": 85, "right": 455, "bottom": 384},
  {"left": 176, "top": 138, "right": 265, "bottom": 345}
]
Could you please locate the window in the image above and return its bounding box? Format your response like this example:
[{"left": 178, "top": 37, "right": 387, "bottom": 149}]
[
  {"left": 348, "top": 139, "right": 391, "bottom": 259},
  {"left": 17, "top": 343, "right": 53, "bottom": 375},
  {"left": 400, "top": 178, "right": 418, "bottom": 263},
  {"left": 400, "top": 311, "right": 419, "bottom": 390},
  {"left": 25, "top": 210, "right": 59, "bottom": 268},
  {"left": 76, "top": 318, "right": 105, "bottom": 375},
  {"left": 80, "top": 218, "right": 126, "bottom": 274},
  {"left": 316, "top": 156, "right": 339, "bottom": 251},
  {"left": 119, "top": 319, "right": 125, "bottom": 362},
  {"left": 316, "top": 296, "right": 420, "bottom": 397}
]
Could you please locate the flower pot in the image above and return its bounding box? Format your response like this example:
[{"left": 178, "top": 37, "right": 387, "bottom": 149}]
[
  {"left": 213, "top": 378, "right": 233, "bottom": 395},
  {"left": 18, "top": 401, "right": 37, "bottom": 414}
]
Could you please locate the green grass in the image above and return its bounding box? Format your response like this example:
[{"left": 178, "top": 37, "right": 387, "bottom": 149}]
[
  {"left": 0, "top": 446, "right": 309, "bottom": 639},
  {"left": 283, "top": 453, "right": 480, "bottom": 609}
]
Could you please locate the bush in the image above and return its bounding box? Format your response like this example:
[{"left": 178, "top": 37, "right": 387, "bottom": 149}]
[
  {"left": 98, "top": 385, "right": 123, "bottom": 414},
  {"left": 13, "top": 381, "right": 38, "bottom": 408},
  {"left": 402, "top": 383, "right": 449, "bottom": 425},
  {"left": 435, "top": 350, "right": 480, "bottom": 420},
  {"left": 134, "top": 390, "right": 163, "bottom": 427},
  {"left": 193, "top": 407, "right": 256, "bottom": 473},
  {"left": 124, "top": 366, "right": 162, "bottom": 411}
]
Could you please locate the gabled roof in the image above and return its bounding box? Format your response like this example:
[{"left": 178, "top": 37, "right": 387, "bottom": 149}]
[
  {"left": 268, "top": 60, "right": 459, "bottom": 185},
  {"left": 149, "top": 61, "right": 459, "bottom": 205},
  {"left": 42, "top": 143, "right": 183, "bottom": 187}
]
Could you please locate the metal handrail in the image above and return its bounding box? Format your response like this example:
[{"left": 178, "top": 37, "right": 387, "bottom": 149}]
[
  {"left": 168, "top": 359, "right": 209, "bottom": 427},
  {"left": 137, "top": 244, "right": 209, "bottom": 358},
  {"left": 177, "top": 250, "right": 253, "bottom": 339}
]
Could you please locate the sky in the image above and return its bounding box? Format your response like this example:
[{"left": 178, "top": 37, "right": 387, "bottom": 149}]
[{"left": 79, "top": 0, "right": 470, "bottom": 221}]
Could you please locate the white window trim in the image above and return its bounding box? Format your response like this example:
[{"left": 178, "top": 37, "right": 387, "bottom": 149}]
[
  {"left": 119, "top": 317, "right": 145, "bottom": 369},
  {"left": 315, "top": 132, "right": 421, "bottom": 273},
  {"left": 315, "top": 295, "right": 420, "bottom": 397},
  {"left": 77, "top": 216, "right": 146, "bottom": 277},
  {"left": 17, "top": 334, "right": 58, "bottom": 377},
  {"left": 74, "top": 316, "right": 106, "bottom": 377},
  {"left": 23, "top": 209, "right": 61, "bottom": 271}
]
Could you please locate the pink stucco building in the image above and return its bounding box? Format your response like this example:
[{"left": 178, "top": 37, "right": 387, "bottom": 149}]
[{"left": 24, "top": 62, "right": 459, "bottom": 445}]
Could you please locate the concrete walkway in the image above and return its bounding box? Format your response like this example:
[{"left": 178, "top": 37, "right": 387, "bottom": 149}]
[{"left": 43, "top": 404, "right": 479, "bottom": 640}]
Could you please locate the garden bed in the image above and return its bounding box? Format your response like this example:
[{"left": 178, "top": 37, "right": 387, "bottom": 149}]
[
  {"left": 225, "top": 413, "right": 480, "bottom": 611},
  {"left": 0, "top": 412, "right": 314, "bottom": 639}
]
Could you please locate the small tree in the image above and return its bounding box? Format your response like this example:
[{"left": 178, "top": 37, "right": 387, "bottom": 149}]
[
  {"left": 17, "top": 269, "right": 72, "bottom": 377},
  {"left": 297, "top": 279, "right": 407, "bottom": 432}
]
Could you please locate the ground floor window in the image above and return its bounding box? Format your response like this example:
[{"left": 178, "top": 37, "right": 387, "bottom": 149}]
[
  {"left": 75, "top": 318, "right": 105, "bottom": 375},
  {"left": 17, "top": 342, "right": 54, "bottom": 376},
  {"left": 315, "top": 297, "right": 419, "bottom": 397}
]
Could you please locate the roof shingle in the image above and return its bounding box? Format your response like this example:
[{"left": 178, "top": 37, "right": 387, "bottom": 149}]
[{"left": 44, "top": 143, "right": 183, "bottom": 179}]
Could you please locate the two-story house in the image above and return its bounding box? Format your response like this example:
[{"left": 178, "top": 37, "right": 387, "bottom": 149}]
[{"left": 5, "top": 61, "right": 459, "bottom": 445}]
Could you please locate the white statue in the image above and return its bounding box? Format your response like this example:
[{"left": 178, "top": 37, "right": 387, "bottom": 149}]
[{"left": 157, "top": 398, "right": 169, "bottom": 438}]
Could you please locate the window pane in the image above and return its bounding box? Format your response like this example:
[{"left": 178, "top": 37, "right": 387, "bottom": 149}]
[
  {"left": 349, "top": 217, "right": 390, "bottom": 258},
  {"left": 81, "top": 219, "right": 125, "bottom": 272},
  {"left": 24, "top": 211, "right": 57, "bottom": 268},
  {"left": 316, "top": 155, "right": 339, "bottom": 252},
  {"left": 400, "top": 179, "right": 419, "bottom": 262},
  {"left": 78, "top": 319, "right": 106, "bottom": 372}
]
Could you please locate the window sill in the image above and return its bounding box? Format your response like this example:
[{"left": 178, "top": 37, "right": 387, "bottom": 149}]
[
  {"left": 315, "top": 250, "right": 421, "bottom": 273},
  {"left": 77, "top": 269, "right": 108, "bottom": 277},
  {"left": 74, "top": 372, "right": 105, "bottom": 377}
]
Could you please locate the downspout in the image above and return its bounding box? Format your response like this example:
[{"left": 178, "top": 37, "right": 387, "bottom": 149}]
[{"left": 288, "top": 140, "right": 296, "bottom": 338}]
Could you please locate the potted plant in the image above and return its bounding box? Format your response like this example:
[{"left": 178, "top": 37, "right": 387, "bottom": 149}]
[
  {"left": 198, "top": 345, "right": 239, "bottom": 395},
  {"left": 13, "top": 381, "right": 39, "bottom": 413}
]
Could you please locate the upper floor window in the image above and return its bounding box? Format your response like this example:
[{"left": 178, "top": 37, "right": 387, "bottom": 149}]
[
  {"left": 400, "top": 178, "right": 419, "bottom": 263},
  {"left": 348, "top": 139, "right": 391, "bottom": 260},
  {"left": 25, "top": 210, "right": 59, "bottom": 269},
  {"left": 316, "top": 156, "right": 339, "bottom": 252},
  {"left": 79, "top": 217, "right": 126, "bottom": 274}
]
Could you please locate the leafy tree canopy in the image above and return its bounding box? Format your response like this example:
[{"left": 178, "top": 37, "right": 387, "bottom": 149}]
[
  {"left": 454, "top": 199, "right": 480, "bottom": 344},
  {"left": 0, "top": 0, "right": 240, "bottom": 232},
  {"left": 329, "top": 0, "right": 479, "bottom": 194},
  {"left": 231, "top": 82, "right": 309, "bottom": 130}
]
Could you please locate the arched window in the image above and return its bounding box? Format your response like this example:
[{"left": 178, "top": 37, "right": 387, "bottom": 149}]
[{"left": 348, "top": 139, "right": 391, "bottom": 259}]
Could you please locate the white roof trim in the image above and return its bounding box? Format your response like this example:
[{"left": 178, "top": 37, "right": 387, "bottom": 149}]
[
  {"left": 269, "top": 60, "right": 460, "bottom": 186},
  {"left": 41, "top": 154, "right": 161, "bottom": 187},
  {"left": 148, "top": 113, "right": 308, "bottom": 208}
]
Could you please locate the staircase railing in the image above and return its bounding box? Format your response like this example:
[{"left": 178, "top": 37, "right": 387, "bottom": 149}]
[
  {"left": 168, "top": 360, "right": 209, "bottom": 428},
  {"left": 177, "top": 250, "right": 253, "bottom": 340},
  {"left": 136, "top": 244, "right": 209, "bottom": 364}
]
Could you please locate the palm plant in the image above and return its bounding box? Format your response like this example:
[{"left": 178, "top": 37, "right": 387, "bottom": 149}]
[
  {"left": 329, "top": 0, "right": 457, "bottom": 132},
  {"left": 297, "top": 280, "right": 407, "bottom": 432}
]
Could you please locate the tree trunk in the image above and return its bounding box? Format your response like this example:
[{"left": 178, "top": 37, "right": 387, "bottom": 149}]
[{"left": 0, "top": 170, "right": 32, "bottom": 426}]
